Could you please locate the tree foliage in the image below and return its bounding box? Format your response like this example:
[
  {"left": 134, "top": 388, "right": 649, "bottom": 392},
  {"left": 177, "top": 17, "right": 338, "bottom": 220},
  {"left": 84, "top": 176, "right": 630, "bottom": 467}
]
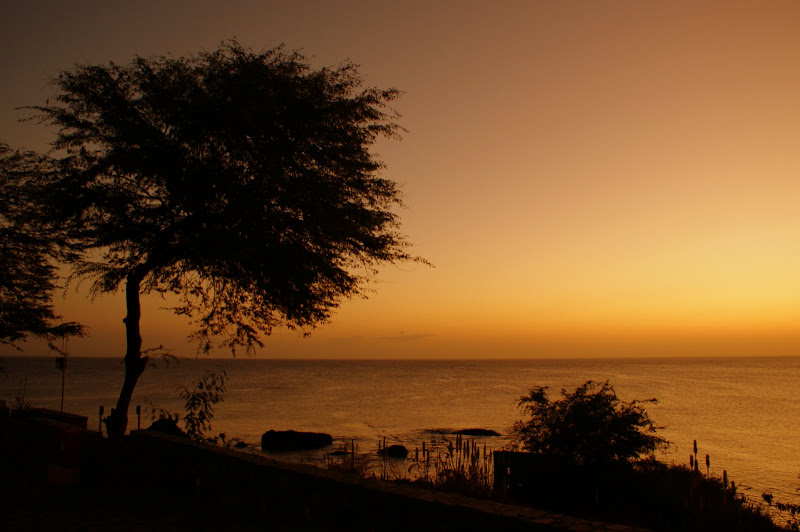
[
  {"left": 513, "top": 380, "right": 667, "bottom": 465},
  {"left": 0, "top": 144, "right": 83, "bottom": 346},
  {"left": 29, "top": 41, "right": 416, "bottom": 353},
  {"left": 24, "top": 41, "right": 420, "bottom": 435}
]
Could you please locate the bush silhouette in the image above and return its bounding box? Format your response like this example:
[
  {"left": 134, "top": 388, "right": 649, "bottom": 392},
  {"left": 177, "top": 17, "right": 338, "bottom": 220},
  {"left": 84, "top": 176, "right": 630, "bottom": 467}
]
[{"left": 513, "top": 380, "right": 666, "bottom": 465}]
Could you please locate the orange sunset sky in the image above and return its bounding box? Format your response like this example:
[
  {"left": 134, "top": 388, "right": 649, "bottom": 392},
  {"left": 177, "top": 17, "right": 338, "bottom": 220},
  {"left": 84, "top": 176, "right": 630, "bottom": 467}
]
[{"left": 2, "top": 0, "right": 800, "bottom": 359}]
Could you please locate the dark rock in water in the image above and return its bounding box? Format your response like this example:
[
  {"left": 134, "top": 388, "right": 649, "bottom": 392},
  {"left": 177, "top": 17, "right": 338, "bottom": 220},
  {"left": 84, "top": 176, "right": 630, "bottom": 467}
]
[
  {"left": 147, "top": 418, "right": 188, "bottom": 438},
  {"left": 379, "top": 444, "right": 409, "bottom": 459},
  {"left": 455, "top": 428, "right": 501, "bottom": 437},
  {"left": 234, "top": 441, "right": 248, "bottom": 449},
  {"left": 261, "top": 430, "right": 333, "bottom": 451},
  {"left": 328, "top": 450, "right": 350, "bottom": 456}
]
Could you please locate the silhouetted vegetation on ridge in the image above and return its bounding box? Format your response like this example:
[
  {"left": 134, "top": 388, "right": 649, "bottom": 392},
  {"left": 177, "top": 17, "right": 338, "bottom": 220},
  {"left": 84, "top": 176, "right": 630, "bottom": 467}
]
[{"left": 499, "top": 381, "right": 783, "bottom": 531}]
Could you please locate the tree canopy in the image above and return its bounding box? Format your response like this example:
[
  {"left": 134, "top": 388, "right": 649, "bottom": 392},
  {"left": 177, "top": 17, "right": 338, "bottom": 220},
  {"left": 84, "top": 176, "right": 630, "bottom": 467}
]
[
  {"left": 0, "top": 144, "right": 83, "bottom": 346},
  {"left": 24, "top": 41, "right": 421, "bottom": 435},
  {"left": 513, "top": 380, "right": 667, "bottom": 465}
]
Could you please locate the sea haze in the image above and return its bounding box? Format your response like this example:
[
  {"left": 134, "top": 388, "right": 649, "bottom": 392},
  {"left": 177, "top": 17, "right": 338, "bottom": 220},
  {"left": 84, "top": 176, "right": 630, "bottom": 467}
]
[{"left": 2, "top": 355, "right": 798, "bottom": 505}]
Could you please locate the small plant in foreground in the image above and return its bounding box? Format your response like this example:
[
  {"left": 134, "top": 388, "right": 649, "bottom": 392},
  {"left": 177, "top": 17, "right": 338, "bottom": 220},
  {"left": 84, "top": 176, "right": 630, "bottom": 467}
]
[
  {"left": 145, "top": 369, "right": 231, "bottom": 444},
  {"left": 691, "top": 440, "right": 793, "bottom": 530},
  {"left": 761, "top": 491, "right": 800, "bottom": 530},
  {"left": 410, "top": 433, "right": 494, "bottom": 498},
  {"left": 324, "top": 440, "right": 371, "bottom": 477},
  {"left": 180, "top": 369, "right": 227, "bottom": 440},
  {"left": 321, "top": 432, "right": 497, "bottom": 499},
  {"left": 11, "top": 376, "right": 35, "bottom": 413}
]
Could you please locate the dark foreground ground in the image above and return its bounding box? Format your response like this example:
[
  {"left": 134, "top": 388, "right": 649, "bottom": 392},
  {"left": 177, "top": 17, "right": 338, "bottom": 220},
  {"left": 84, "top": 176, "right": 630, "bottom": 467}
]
[
  {"left": 0, "top": 463, "right": 291, "bottom": 532},
  {"left": 0, "top": 410, "right": 786, "bottom": 532},
  {"left": 0, "top": 450, "right": 602, "bottom": 532},
  {"left": 0, "top": 411, "right": 657, "bottom": 531}
]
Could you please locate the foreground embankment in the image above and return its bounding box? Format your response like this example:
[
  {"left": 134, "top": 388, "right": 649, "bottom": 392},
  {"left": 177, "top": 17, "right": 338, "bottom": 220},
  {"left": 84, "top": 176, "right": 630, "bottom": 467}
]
[{"left": 0, "top": 407, "right": 649, "bottom": 531}]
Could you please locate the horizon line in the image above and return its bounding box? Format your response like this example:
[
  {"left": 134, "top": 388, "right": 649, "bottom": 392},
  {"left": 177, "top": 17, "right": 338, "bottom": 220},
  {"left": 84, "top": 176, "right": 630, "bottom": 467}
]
[{"left": 3, "top": 353, "right": 799, "bottom": 361}]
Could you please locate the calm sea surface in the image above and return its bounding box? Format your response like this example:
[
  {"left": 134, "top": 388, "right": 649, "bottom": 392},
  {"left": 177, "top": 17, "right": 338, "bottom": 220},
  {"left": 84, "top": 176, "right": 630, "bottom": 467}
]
[{"left": 1, "top": 356, "right": 798, "bottom": 504}]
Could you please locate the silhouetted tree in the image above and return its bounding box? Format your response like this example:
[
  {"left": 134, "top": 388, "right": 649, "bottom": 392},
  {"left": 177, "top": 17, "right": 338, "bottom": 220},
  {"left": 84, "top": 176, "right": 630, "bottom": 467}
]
[
  {"left": 513, "top": 380, "right": 666, "bottom": 465},
  {"left": 26, "top": 41, "right": 421, "bottom": 437},
  {"left": 0, "top": 144, "right": 83, "bottom": 346}
]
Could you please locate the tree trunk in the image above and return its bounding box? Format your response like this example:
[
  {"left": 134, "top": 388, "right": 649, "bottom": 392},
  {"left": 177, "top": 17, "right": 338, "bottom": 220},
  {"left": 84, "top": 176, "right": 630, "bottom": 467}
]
[{"left": 105, "top": 272, "right": 147, "bottom": 438}]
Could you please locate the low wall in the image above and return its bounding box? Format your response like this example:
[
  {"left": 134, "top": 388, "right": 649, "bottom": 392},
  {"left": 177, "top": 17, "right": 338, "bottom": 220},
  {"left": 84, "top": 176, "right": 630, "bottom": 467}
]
[
  {"left": 2, "top": 411, "right": 105, "bottom": 488},
  {"left": 125, "top": 430, "right": 575, "bottom": 531},
  {"left": 494, "top": 451, "right": 634, "bottom": 504},
  {"left": 21, "top": 407, "right": 89, "bottom": 429}
]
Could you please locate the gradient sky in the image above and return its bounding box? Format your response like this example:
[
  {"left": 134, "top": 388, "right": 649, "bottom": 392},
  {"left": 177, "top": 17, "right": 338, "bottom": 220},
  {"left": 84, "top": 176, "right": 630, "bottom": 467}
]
[{"left": 2, "top": 0, "right": 800, "bottom": 359}]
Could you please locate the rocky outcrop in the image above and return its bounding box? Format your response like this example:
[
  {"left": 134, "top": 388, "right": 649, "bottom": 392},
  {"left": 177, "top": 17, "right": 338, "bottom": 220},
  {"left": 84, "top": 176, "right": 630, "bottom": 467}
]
[
  {"left": 378, "top": 444, "right": 409, "bottom": 458},
  {"left": 261, "top": 430, "right": 333, "bottom": 451},
  {"left": 455, "top": 428, "right": 501, "bottom": 437},
  {"left": 147, "top": 418, "right": 188, "bottom": 438}
]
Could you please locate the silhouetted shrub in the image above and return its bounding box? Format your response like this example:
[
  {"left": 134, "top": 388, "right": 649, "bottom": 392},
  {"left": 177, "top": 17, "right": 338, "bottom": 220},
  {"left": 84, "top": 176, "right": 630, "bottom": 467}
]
[
  {"left": 145, "top": 369, "right": 228, "bottom": 443},
  {"left": 513, "top": 380, "right": 666, "bottom": 465}
]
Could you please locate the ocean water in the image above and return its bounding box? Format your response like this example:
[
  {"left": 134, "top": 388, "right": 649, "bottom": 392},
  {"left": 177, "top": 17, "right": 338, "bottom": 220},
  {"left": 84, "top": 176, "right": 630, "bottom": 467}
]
[{"left": 1, "top": 355, "right": 798, "bottom": 505}]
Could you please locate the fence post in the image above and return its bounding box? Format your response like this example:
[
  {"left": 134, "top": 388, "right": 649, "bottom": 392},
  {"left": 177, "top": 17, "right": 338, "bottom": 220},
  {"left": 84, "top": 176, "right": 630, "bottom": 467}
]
[{"left": 493, "top": 451, "right": 509, "bottom": 499}]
